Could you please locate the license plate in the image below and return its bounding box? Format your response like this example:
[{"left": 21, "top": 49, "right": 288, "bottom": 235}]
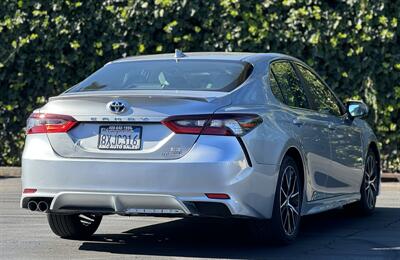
[{"left": 98, "top": 125, "right": 142, "bottom": 150}]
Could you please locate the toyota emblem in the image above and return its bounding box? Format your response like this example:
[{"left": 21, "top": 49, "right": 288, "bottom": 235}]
[{"left": 107, "top": 100, "right": 127, "bottom": 114}]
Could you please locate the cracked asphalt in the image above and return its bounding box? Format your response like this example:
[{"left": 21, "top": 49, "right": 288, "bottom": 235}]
[{"left": 0, "top": 177, "right": 399, "bottom": 259}]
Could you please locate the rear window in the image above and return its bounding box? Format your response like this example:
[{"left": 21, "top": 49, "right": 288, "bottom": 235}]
[{"left": 69, "top": 60, "right": 253, "bottom": 93}]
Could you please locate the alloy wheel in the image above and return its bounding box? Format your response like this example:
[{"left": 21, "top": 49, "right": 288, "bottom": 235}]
[
  {"left": 279, "top": 165, "right": 300, "bottom": 236},
  {"left": 364, "top": 155, "right": 378, "bottom": 209}
]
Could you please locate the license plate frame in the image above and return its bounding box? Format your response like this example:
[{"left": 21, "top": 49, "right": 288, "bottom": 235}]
[{"left": 97, "top": 125, "right": 142, "bottom": 150}]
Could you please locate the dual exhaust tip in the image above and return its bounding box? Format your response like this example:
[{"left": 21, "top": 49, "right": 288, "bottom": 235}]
[{"left": 27, "top": 200, "right": 49, "bottom": 212}]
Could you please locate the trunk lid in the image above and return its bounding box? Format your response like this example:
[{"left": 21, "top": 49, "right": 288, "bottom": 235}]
[{"left": 42, "top": 91, "right": 231, "bottom": 160}]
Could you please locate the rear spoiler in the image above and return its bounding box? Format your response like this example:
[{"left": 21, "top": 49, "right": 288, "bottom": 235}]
[{"left": 50, "top": 91, "right": 229, "bottom": 103}]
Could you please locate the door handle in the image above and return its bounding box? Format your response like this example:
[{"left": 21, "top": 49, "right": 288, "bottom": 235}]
[{"left": 292, "top": 119, "right": 304, "bottom": 127}]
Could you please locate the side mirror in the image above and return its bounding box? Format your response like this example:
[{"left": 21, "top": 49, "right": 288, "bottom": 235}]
[{"left": 346, "top": 100, "right": 369, "bottom": 119}]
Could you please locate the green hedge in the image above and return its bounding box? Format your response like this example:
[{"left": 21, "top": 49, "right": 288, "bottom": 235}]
[{"left": 0, "top": 0, "right": 399, "bottom": 171}]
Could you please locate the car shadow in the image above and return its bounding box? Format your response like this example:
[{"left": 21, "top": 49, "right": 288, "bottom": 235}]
[{"left": 78, "top": 207, "right": 400, "bottom": 258}]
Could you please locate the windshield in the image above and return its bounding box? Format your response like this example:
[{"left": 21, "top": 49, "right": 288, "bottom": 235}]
[{"left": 69, "top": 60, "right": 253, "bottom": 93}]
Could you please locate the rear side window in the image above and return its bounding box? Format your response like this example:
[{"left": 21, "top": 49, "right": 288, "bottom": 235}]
[
  {"left": 296, "top": 65, "right": 342, "bottom": 116},
  {"left": 69, "top": 60, "right": 253, "bottom": 93},
  {"left": 268, "top": 72, "right": 286, "bottom": 103},
  {"left": 270, "top": 61, "right": 310, "bottom": 109}
]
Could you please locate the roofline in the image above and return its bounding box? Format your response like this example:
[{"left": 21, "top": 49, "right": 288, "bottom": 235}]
[{"left": 109, "top": 52, "right": 297, "bottom": 64}]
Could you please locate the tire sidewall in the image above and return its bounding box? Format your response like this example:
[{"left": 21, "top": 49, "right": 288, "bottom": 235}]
[{"left": 47, "top": 213, "right": 102, "bottom": 239}]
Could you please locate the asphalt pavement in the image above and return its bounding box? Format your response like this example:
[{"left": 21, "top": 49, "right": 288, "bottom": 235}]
[{"left": 0, "top": 177, "right": 399, "bottom": 259}]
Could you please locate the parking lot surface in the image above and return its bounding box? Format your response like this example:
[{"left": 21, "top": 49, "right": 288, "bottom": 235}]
[{"left": 0, "top": 177, "right": 399, "bottom": 259}]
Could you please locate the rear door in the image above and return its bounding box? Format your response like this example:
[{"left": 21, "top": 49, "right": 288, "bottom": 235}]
[
  {"left": 295, "top": 63, "right": 364, "bottom": 195},
  {"left": 270, "top": 61, "right": 333, "bottom": 200}
]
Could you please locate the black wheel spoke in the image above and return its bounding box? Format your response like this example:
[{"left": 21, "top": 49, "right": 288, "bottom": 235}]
[
  {"left": 287, "top": 209, "right": 292, "bottom": 234},
  {"left": 281, "top": 186, "right": 288, "bottom": 200}
]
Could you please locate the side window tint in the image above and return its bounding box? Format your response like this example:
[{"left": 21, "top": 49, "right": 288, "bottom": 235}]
[
  {"left": 271, "top": 62, "right": 309, "bottom": 109},
  {"left": 297, "top": 65, "right": 342, "bottom": 116},
  {"left": 268, "top": 71, "right": 285, "bottom": 103}
]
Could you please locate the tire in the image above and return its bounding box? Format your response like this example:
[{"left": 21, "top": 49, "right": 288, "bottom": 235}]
[
  {"left": 249, "top": 156, "right": 303, "bottom": 245},
  {"left": 47, "top": 213, "right": 102, "bottom": 239},
  {"left": 345, "top": 149, "right": 379, "bottom": 216}
]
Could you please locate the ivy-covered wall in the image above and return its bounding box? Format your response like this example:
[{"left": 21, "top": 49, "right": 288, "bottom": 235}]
[{"left": 0, "top": 0, "right": 399, "bottom": 171}]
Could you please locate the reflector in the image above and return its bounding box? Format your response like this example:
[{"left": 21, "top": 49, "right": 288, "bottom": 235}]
[
  {"left": 23, "top": 188, "right": 37, "bottom": 194},
  {"left": 205, "top": 193, "right": 230, "bottom": 199}
]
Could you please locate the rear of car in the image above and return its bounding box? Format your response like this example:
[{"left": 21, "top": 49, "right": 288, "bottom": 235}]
[
  {"left": 21, "top": 52, "right": 379, "bottom": 244},
  {"left": 21, "top": 56, "right": 274, "bottom": 221}
]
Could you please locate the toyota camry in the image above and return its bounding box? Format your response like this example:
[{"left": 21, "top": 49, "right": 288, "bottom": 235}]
[{"left": 21, "top": 51, "right": 380, "bottom": 244}]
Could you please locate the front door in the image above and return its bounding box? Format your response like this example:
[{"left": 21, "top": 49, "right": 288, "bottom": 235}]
[{"left": 327, "top": 116, "right": 364, "bottom": 194}]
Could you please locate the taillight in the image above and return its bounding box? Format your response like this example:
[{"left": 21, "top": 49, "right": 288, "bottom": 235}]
[
  {"left": 26, "top": 113, "right": 77, "bottom": 134},
  {"left": 23, "top": 188, "right": 37, "bottom": 194},
  {"left": 161, "top": 114, "right": 262, "bottom": 136}
]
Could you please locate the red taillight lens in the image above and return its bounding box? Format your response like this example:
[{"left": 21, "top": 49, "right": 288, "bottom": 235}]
[
  {"left": 162, "top": 114, "right": 262, "bottom": 136},
  {"left": 26, "top": 113, "right": 77, "bottom": 134},
  {"left": 23, "top": 188, "right": 37, "bottom": 194},
  {"left": 205, "top": 193, "right": 230, "bottom": 199},
  {"left": 161, "top": 115, "right": 211, "bottom": 135}
]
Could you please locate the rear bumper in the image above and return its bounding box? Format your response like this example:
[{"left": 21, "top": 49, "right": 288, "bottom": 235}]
[
  {"left": 51, "top": 192, "right": 190, "bottom": 215},
  {"left": 21, "top": 134, "right": 279, "bottom": 218},
  {"left": 24, "top": 191, "right": 233, "bottom": 218}
]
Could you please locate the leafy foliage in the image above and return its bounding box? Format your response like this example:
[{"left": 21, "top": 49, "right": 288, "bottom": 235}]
[{"left": 0, "top": 0, "right": 399, "bottom": 171}]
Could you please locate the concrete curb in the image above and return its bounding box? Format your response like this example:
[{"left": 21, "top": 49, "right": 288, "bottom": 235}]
[
  {"left": 0, "top": 167, "right": 21, "bottom": 178},
  {"left": 0, "top": 166, "right": 399, "bottom": 182},
  {"left": 381, "top": 173, "right": 400, "bottom": 182}
]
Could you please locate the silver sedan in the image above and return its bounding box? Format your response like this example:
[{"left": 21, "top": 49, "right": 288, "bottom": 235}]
[{"left": 21, "top": 51, "right": 380, "bottom": 244}]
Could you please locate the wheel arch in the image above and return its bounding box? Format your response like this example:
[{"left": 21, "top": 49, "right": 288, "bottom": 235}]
[
  {"left": 284, "top": 147, "right": 305, "bottom": 190},
  {"left": 279, "top": 146, "right": 307, "bottom": 202},
  {"left": 368, "top": 142, "right": 380, "bottom": 171},
  {"left": 276, "top": 145, "right": 308, "bottom": 219}
]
